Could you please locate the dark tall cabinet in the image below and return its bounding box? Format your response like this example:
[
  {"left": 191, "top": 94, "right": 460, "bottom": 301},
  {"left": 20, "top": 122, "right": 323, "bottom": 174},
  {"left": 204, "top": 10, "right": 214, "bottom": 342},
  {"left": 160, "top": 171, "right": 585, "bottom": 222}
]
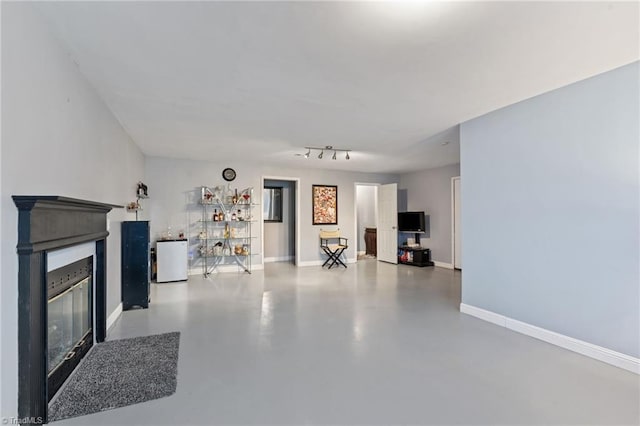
[{"left": 121, "top": 221, "right": 150, "bottom": 310}]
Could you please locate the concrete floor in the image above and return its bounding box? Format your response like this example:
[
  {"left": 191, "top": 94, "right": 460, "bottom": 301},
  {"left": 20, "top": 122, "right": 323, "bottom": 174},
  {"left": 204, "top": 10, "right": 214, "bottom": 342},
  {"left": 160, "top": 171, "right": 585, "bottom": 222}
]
[{"left": 57, "top": 261, "right": 639, "bottom": 425}]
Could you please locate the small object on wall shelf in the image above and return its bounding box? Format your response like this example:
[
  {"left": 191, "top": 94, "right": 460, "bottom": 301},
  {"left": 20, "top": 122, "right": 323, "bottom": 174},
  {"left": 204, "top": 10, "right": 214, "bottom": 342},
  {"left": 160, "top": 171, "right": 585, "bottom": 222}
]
[
  {"left": 137, "top": 181, "right": 148, "bottom": 198},
  {"left": 126, "top": 201, "right": 141, "bottom": 211},
  {"left": 129, "top": 182, "right": 149, "bottom": 220},
  {"left": 197, "top": 185, "right": 256, "bottom": 277}
]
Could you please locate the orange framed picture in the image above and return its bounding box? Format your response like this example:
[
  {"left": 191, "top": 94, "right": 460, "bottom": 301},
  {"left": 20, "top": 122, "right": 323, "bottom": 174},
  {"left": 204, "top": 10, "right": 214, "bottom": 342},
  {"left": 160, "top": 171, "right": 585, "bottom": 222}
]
[{"left": 312, "top": 185, "right": 338, "bottom": 225}]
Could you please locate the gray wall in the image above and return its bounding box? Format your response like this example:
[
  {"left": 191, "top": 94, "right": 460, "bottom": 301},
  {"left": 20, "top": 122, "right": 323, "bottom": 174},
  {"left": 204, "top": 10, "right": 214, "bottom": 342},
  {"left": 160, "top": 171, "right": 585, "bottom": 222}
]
[
  {"left": 399, "top": 164, "right": 460, "bottom": 264},
  {"left": 264, "top": 180, "right": 295, "bottom": 261},
  {"left": 144, "top": 157, "right": 398, "bottom": 270},
  {"left": 0, "top": 3, "right": 145, "bottom": 417},
  {"left": 356, "top": 185, "right": 377, "bottom": 252},
  {"left": 460, "top": 61, "right": 639, "bottom": 357}
]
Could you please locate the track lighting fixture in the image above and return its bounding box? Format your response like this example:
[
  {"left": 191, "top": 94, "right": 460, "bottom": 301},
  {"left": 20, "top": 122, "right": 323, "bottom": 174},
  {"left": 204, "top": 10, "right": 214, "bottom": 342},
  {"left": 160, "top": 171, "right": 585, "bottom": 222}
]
[{"left": 302, "top": 146, "right": 352, "bottom": 161}]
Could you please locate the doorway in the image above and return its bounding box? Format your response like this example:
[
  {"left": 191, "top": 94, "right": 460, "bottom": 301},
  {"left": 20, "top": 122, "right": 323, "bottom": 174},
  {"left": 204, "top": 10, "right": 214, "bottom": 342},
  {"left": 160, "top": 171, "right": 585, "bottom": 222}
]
[
  {"left": 354, "top": 184, "right": 379, "bottom": 261},
  {"left": 262, "top": 177, "right": 299, "bottom": 265},
  {"left": 452, "top": 176, "right": 462, "bottom": 270}
]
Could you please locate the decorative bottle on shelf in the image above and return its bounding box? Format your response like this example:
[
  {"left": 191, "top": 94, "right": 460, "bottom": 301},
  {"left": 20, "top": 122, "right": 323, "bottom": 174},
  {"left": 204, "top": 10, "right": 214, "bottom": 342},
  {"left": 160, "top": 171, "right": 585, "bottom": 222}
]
[
  {"left": 224, "top": 223, "right": 230, "bottom": 238},
  {"left": 213, "top": 209, "right": 218, "bottom": 221},
  {"left": 219, "top": 211, "right": 225, "bottom": 221},
  {"left": 237, "top": 209, "right": 243, "bottom": 221},
  {"left": 231, "top": 211, "right": 237, "bottom": 221},
  {"left": 232, "top": 189, "right": 238, "bottom": 204}
]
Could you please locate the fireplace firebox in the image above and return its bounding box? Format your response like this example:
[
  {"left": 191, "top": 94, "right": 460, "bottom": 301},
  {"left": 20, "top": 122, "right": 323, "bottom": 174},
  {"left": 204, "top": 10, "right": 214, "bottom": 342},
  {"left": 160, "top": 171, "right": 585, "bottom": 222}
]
[{"left": 47, "top": 256, "right": 93, "bottom": 401}]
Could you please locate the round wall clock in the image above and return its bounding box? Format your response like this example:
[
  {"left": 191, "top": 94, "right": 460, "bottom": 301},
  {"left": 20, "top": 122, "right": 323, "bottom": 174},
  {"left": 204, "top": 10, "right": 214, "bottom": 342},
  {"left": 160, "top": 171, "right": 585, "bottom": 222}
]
[{"left": 222, "top": 168, "right": 236, "bottom": 182}]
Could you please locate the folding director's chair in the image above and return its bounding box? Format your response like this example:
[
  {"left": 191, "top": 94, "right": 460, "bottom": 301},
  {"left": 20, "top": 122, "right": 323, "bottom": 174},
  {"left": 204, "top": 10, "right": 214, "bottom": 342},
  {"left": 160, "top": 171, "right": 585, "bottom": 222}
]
[{"left": 320, "top": 229, "right": 348, "bottom": 269}]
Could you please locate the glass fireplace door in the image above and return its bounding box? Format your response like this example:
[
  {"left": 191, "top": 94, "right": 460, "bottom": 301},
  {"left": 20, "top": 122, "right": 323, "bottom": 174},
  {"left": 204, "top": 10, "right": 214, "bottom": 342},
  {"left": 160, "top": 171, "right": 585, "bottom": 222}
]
[
  {"left": 47, "top": 256, "right": 93, "bottom": 400},
  {"left": 48, "top": 277, "right": 91, "bottom": 373}
]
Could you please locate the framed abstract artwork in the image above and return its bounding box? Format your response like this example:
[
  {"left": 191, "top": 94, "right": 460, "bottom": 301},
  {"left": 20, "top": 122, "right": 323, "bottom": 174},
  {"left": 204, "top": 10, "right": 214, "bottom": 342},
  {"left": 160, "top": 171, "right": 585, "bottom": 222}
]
[{"left": 312, "top": 185, "right": 338, "bottom": 225}]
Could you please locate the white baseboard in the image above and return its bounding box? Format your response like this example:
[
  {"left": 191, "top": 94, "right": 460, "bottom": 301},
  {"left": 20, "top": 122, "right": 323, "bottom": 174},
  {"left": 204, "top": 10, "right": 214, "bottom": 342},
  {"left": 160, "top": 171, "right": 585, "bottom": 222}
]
[
  {"left": 296, "top": 260, "right": 325, "bottom": 267},
  {"left": 460, "top": 303, "right": 506, "bottom": 327},
  {"left": 460, "top": 303, "right": 639, "bottom": 374},
  {"left": 264, "top": 256, "right": 294, "bottom": 263},
  {"left": 298, "top": 258, "right": 357, "bottom": 267},
  {"left": 188, "top": 264, "right": 264, "bottom": 275},
  {"left": 433, "top": 261, "right": 454, "bottom": 269},
  {"left": 106, "top": 303, "right": 123, "bottom": 331}
]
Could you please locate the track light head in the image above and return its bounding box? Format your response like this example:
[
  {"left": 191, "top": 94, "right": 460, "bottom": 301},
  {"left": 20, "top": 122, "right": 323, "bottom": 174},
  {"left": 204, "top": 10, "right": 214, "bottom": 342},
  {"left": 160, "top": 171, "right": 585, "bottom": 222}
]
[{"left": 303, "top": 146, "right": 350, "bottom": 160}]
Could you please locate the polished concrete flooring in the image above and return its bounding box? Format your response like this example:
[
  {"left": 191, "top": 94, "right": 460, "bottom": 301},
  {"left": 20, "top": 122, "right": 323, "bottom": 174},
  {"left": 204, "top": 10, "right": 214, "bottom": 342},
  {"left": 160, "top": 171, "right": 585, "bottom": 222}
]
[{"left": 57, "top": 261, "right": 639, "bottom": 425}]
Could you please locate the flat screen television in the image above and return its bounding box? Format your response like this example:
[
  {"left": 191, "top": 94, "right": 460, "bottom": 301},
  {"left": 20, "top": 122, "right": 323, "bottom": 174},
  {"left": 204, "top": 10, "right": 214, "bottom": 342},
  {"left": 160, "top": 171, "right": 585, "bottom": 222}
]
[{"left": 398, "top": 211, "right": 426, "bottom": 233}]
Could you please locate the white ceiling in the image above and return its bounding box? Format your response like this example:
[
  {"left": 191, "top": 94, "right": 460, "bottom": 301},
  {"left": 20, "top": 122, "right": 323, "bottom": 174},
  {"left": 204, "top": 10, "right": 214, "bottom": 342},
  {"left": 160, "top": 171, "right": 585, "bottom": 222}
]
[{"left": 36, "top": 1, "right": 639, "bottom": 173}]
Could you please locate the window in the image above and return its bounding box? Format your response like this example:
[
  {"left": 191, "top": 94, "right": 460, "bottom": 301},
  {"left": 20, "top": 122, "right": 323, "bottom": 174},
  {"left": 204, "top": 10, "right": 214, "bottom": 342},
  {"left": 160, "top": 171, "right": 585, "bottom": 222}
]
[{"left": 263, "top": 187, "right": 283, "bottom": 222}]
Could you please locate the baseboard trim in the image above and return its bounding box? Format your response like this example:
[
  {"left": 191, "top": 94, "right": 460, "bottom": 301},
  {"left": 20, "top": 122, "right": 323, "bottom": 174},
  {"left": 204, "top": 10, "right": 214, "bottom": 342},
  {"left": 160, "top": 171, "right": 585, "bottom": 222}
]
[
  {"left": 460, "top": 303, "right": 506, "bottom": 327},
  {"left": 433, "top": 261, "right": 454, "bottom": 269},
  {"left": 264, "top": 256, "right": 294, "bottom": 263},
  {"left": 460, "top": 303, "right": 639, "bottom": 374},
  {"left": 297, "top": 260, "right": 324, "bottom": 267},
  {"left": 106, "top": 303, "right": 123, "bottom": 331},
  {"left": 188, "top": 264, "right": 264, "bottom": 275},
  {"left": 298, "top": 258, "right": 357, "bottom": 267}
]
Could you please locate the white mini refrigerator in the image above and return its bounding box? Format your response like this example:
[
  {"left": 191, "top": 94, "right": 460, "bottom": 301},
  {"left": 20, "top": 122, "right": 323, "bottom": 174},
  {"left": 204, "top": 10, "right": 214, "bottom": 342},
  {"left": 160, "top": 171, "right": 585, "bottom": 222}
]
[{"left": 156, "top": 239, "right": 188, "bottom": 282}]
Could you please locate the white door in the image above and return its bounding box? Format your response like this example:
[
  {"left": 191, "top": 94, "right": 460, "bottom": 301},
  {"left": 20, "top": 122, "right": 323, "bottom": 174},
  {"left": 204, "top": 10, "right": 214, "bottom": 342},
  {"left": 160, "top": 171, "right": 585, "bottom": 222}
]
[
  {"left": 453, "top": 177, "right": 462, "bottom": 269},
  {"left": 377, "top": 183, "right": 398, "bottom": 264}
]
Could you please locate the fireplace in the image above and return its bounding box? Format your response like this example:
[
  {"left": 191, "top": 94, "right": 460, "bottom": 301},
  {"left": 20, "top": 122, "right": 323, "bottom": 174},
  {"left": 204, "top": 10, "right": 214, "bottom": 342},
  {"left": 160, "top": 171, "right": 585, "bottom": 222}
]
[
  {"left": 13, "top": 196, "right": 120, "bottom": 424},
  {"left": 46, "top": 256, "right": 93, "bottom": 401}
]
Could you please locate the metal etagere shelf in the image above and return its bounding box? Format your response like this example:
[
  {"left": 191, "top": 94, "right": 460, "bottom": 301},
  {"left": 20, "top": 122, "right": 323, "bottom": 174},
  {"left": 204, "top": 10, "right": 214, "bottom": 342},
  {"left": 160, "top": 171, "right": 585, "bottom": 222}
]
[{"left": 198, "top": 186, "right": 257, "bottom": 277}]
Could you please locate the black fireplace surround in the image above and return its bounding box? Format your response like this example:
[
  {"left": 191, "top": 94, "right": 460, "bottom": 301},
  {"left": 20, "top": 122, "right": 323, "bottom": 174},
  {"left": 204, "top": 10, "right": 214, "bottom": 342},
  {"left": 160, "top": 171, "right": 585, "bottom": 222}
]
[{"left": 13, "top": 196, "right": 120, "bottom": 424}]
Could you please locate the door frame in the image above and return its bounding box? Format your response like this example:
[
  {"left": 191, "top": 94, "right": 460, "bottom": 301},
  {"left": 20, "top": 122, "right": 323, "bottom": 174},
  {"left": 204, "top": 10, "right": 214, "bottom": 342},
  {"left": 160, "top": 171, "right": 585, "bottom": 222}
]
[
  {"left": 353, "top": 182, "right": 380, "bottom": 262},
  {"left": 451, "top": 176, "right": 461, "bottom": 270},
  {"left": 261, "top": 176, "right": 301, "bottom": 266}
]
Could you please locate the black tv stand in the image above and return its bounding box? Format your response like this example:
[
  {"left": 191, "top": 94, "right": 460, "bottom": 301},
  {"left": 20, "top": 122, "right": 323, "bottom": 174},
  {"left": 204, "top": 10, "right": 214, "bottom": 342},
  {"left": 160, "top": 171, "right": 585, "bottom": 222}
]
[{"left": 398, "top": 246, "right": 434, "bottom": 267}]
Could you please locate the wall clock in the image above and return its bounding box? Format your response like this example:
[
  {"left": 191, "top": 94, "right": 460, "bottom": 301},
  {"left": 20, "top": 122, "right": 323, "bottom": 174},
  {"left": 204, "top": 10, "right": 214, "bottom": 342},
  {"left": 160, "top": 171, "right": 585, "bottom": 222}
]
[{"left": 222, "top": 168, "right": 236, "bottom": 182}]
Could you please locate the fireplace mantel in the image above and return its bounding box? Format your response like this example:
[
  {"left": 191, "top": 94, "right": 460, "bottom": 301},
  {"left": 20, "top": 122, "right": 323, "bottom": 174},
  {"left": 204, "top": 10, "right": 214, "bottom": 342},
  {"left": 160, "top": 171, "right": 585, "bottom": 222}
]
[
  {"left": 13, "top": 196, "right": 121, "bottom": 253},
  {"left": 13, "top": 196, "right": 121, "bottom": 424}
]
